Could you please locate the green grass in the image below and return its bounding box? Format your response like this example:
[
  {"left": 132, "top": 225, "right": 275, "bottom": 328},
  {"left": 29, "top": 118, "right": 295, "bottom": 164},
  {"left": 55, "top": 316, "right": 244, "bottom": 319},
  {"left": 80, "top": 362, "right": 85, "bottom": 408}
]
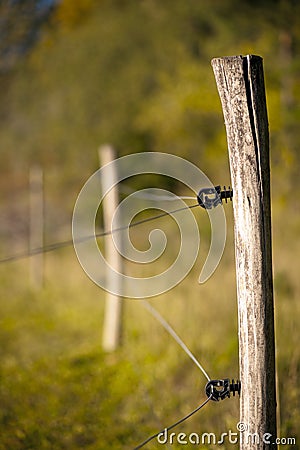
[{"left": 0, "top": 209, "right": 299, "bottom": 449}]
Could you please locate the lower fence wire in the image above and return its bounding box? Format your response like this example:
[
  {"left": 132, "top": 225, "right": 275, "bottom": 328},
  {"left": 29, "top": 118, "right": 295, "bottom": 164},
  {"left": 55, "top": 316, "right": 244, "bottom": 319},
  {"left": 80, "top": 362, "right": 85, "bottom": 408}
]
[
  {"left": 133, "top": 394, "right": 213, "bottom": 450},
  {"left": 132, "top": 301, "right": 212, "bottom": 449}
]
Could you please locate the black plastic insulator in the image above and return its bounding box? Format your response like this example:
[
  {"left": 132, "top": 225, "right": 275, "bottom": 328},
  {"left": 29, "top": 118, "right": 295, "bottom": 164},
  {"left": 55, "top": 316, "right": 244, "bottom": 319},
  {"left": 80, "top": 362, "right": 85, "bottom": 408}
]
[
  {"left": 205, "top": 378, "right": 241, "bottom": 402},
  {"left": 197, "top": 185, "right": 233, "bottom": 209}
]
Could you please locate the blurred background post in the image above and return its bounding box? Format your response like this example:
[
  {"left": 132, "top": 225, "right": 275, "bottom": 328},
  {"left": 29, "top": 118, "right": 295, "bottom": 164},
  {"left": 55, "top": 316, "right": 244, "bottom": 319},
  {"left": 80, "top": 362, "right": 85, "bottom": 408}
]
[
  {"left": 29, "top": 165, "right": 44, "bottom": 289},
  {"left": 99, "top": 145, "right": 123, "bottom": 352}
]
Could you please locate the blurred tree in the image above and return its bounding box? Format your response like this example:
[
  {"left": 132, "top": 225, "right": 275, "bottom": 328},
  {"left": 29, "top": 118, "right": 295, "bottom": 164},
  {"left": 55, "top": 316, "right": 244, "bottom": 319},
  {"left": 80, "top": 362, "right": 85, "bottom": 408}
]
[
  {"left": 51, "top": 0, "right": 98, "bottom": 30},
  {"left": 0, "top": 0, "right": 55, "bottom": 73}
]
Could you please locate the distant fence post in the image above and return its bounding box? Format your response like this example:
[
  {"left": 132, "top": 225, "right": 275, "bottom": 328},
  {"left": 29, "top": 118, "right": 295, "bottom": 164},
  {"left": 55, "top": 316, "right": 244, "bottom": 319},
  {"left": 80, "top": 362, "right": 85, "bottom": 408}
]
[
  {"left": 29, "top": 165, "right": 44, "bottom": 289},
  {"left": 212, "top": 55, "right": 277, "bottom": 448},
  {"left": 99, "top": 145, "right": 122, "bottom": 352}
]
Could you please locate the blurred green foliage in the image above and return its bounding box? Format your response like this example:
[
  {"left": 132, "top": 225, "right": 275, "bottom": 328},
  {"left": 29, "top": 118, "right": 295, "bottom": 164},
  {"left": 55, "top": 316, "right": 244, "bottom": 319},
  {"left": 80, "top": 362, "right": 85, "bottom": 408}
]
[{"left": 0, "top": 0, "right": 300, "bottom": 448}]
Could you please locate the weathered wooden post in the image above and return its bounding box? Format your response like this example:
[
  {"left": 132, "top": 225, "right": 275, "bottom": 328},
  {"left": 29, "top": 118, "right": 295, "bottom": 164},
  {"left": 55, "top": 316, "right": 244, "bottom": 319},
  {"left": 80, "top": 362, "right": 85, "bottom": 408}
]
[
  {"left": 211, "top": 55, "right": 277, "bottom": 448},
  {"left": 99, "top": 145, "right": 122, "bottom": 352},
  {"left": 29, "top": 165, "right": 44, "bottom": 289}
]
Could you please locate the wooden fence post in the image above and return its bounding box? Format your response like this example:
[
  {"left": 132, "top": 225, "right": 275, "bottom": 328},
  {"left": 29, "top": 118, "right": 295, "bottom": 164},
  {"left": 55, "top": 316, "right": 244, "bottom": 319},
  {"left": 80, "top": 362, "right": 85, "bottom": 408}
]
[
  {"left": 211, "top": 55, "right": 277, "bottom": 448},
  {"left": 99, "top": 145, "right": 122, "bottom": 352},
  {"left": 29, "top": 165, "right": 44, "bottom": 289}
]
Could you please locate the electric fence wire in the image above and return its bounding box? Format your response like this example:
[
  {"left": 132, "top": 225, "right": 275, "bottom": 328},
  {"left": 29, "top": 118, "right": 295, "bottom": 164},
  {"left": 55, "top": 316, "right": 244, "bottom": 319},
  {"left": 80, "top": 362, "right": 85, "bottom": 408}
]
[
  {"left": 133, "top": 394, "right": 213, "bottom": 450},
  {"left": 142, "top": 300, "right": 210, "bottom": 381},
  {"left": 0, "top": 204, "right": 199, "bottom": 264},
  {"left": 135, "top": 301, "right": 211, "bottom": 448}
]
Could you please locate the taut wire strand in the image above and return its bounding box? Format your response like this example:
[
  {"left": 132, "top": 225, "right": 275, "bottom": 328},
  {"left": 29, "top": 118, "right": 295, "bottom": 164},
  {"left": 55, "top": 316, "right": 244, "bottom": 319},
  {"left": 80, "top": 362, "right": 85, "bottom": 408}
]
[
  {"left": 133, "top": 394, "right": 212, "bottom": 449},
  {"left": 142, "top": 300, "right": 210, "bottom": 382},
  {"left": 0, "top": 203, "right": 199, "bottom": 264}
]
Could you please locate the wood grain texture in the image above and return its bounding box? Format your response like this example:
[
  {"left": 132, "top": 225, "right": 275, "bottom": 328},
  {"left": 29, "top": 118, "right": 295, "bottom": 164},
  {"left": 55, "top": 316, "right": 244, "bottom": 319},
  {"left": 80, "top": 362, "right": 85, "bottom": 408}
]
[{"left": 211, "top": 55, "right": 276, "bottom": 449}]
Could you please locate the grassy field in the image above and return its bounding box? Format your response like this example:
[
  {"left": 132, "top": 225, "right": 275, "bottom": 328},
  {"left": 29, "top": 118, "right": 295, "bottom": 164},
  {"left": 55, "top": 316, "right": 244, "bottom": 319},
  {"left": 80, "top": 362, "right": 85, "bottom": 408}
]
[{"left": 0, "top": 202, "right": 299, "bottom": 449}]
